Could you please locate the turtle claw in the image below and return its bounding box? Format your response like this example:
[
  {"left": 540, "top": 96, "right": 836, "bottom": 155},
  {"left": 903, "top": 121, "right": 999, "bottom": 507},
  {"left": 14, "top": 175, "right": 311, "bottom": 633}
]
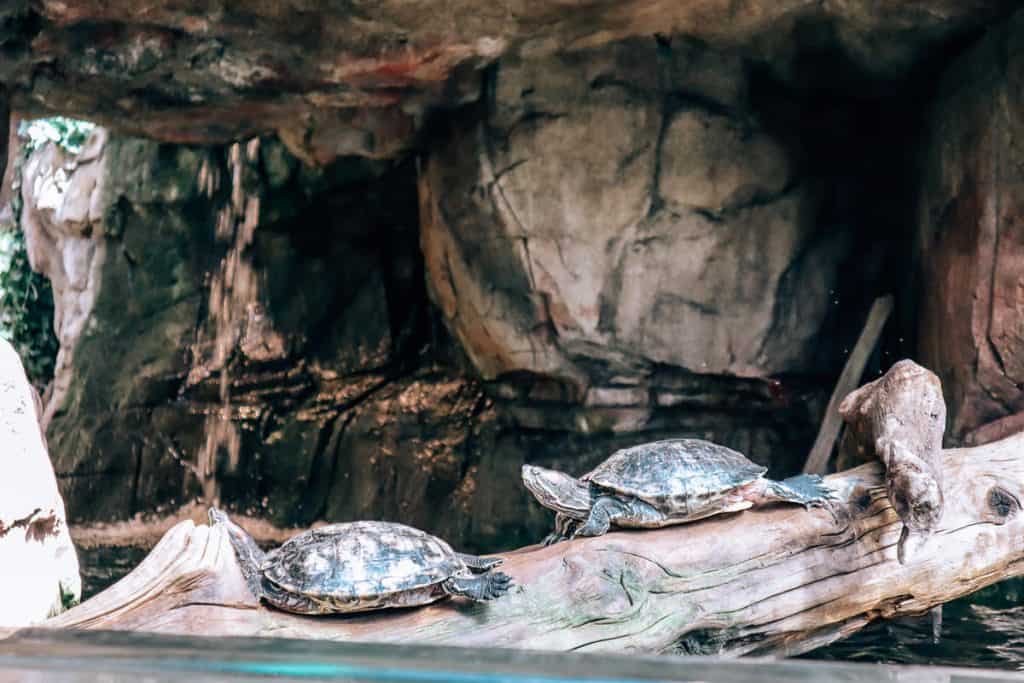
[
  {"left": 445, "top": 571, "right": 513, "bottom": 601},
  {"left": 543, "top": 514, "right": 579, "bottom": 545},
  {"left": 790, "top": 481, "right": 842, "bottom": 524},
  {"left": 486, "top": 571, "right": 514, "bottom": 600},
  {"left": 542, "top": 532, "right": 568, "bottom": 546},
  {"left": 818, "top": 499, "right": 843, "bottom": 525}
]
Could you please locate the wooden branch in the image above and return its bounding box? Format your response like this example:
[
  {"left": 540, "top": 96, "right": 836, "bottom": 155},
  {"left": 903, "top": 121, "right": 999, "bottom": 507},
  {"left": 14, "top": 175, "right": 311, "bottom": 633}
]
[
  {"left": 836, "top": 359, "right": 945, "bottom": 470},
  {"left": 803, "top": 295, "right": 894, "bottom": 475},
  {"left": 36, "top": 432, "right": 1024, "bottom": 658}
]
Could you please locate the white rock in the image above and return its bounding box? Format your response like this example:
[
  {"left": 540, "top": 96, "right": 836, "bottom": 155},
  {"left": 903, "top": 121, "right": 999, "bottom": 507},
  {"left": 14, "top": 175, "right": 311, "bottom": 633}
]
[{"left": 0, "top": 339, "right": 80, "bottom": 626}]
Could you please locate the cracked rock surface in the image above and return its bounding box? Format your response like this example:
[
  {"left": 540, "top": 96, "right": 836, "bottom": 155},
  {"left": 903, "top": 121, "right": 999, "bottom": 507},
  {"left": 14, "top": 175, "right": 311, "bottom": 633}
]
[
  {"left": 421, "top": 40, "right": 846, "bottom": 399},
  {"left": 0, "top": 0, "right": 1019, "bottom": 164},
  {"left": 16, "top": 120, "right": 828, "bottom": 551},
  {"left": 918, "top": 10, "right": 1024, "bottom": 445}
]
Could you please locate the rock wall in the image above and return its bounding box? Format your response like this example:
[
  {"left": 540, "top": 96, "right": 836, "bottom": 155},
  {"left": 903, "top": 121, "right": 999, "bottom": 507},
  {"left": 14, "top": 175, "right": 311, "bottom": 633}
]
[
  {"left": 420, "top": 41, "right": 846, "bottom": 406},
  {"left": 1, "top": 0, "right": 1019, "bottom": 166},
  {"left": 18, "top": 129, "right": 455, "bottom": 527},
  {"left": 917, "top": 10, "right": 1024, "bottom": 445},
  {"left": 16, "top": 115, "right": 846, "bottom": 550},
  {"left": 8, "top": 22, "right": 949, "bottom": 554}
]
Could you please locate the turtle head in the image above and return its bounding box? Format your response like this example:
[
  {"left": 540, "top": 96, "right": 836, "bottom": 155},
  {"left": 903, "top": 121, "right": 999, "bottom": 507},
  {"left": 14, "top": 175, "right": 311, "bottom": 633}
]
[
  {"left": 208, "top": 507, "right": 266, "bottom": 597},
  {"left": 209, "top": 507, "right": 230, "bottom": 527},
  {"left": 521, "top": 465, "right": 591, "bottom": 519}
]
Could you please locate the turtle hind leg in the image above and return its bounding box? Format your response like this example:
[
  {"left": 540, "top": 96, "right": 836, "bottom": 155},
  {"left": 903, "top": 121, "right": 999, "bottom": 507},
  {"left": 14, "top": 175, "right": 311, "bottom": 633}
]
[
  {"left": 443, "top": 572, "right": 513, "bottom": 602},
  {"left": 456, "top": 553, "right": 503, "bottom": 572},
  {"left": 765, "top": 474, "right": 836, "bottom": 507}
]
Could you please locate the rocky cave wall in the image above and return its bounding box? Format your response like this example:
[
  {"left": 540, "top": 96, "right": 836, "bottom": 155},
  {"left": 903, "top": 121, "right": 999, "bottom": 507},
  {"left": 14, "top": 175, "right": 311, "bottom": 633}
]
[
  {"left": 917, "top": 10, "right": 1024, "bottom": 447},
  {"left": 1, "top": 2, "right": 1024, "bottom": 556},
  {"left": 11, "top": 43, "right": 920, "bottom": 551}
]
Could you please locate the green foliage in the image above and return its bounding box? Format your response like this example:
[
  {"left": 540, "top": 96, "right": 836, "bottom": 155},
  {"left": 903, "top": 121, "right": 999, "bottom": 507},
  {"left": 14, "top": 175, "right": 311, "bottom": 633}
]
[
  {"left": 18, "top": 116, "right": 95, "bottom": 155},
  {"left": 0, "top": 230, "right": 58, "bottom": 388},
  {"left": 0, "top": 117, "right": 94, "bottom": 388}
]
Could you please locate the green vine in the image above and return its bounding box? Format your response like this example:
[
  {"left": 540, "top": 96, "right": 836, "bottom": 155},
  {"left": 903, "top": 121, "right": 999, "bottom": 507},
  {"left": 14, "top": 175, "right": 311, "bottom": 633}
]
[{"left": 0, "top": 117, "right": 95, "bottom": 389}]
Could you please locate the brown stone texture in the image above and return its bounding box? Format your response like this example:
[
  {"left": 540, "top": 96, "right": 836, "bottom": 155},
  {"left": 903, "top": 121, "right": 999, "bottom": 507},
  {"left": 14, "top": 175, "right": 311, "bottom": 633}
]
[
  {"left": 420, "top": 40, "right": 845, "bottom": 404},
  {"left": 0, "top": 1, "right": 1019, "bottom": 164},
  {"left": 9, "top": 113, "right": 835, "bottom": 560},
  {"left": 917, "top": 10, "right": 1024, "bottom": 443}
]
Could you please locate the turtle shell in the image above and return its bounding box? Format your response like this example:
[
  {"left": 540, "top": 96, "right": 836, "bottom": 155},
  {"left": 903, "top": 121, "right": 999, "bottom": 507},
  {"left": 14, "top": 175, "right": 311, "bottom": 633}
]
[
  {"left": 262, "top": 521, "right": 464, "bottom": 600},
  {"left": 583, "top": 438, "right": 766, "bottom": 510}
]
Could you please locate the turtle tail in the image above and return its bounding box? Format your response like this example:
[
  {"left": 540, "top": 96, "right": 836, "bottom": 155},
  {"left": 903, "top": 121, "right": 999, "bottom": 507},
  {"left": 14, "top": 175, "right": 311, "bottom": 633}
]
[{"left": 209, "top": 507, "right": 266, "bottom": 600}]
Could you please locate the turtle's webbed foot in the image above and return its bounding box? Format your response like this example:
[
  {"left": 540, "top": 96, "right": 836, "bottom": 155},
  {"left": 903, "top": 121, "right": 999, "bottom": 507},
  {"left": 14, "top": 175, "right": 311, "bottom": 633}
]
[
  {"left": 775, "top": 474, "right": 837, "bottom": 507},
  {"left": 819, "top": 499, "right": 843, "bottom": 525},
  {"left": 482, "top": 571, "right": 513, "bottom": 600},
  {"left": 445, "top": 572, "right": 514, "bottom": 602}
]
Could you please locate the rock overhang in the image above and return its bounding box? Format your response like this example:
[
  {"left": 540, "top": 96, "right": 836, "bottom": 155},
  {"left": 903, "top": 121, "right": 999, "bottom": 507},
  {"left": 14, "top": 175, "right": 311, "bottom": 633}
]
[{"left": 0, "top": 0, "right": 1020, "bottom": 163}]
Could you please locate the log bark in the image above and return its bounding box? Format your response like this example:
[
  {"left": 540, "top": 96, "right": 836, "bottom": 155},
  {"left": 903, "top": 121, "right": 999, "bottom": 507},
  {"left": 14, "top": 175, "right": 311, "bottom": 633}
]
[
  {"left": 36, "top": 431, "right": 1024, "bottom": 658},
  {"left": 836, "top": 359, "right": 945, "bottom": 472}
]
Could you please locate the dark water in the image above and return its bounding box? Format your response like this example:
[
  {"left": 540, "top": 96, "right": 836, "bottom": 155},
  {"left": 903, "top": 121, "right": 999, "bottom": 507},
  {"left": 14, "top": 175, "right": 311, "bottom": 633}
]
[
  {"left": 78, "top": 546, "right": 149, "bottom": 600},
  {"left": 79, "top": 547, "right": 1024, "bottom": 672},
  {"left": 807, "top": 577, "right": 1024, "bottom": 670}
]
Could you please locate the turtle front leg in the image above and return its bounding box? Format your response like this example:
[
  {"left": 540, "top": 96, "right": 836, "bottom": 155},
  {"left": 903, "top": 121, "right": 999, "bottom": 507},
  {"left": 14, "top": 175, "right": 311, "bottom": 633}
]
[
  {"left": 543, "top": 513, "right": 579, "bottom": 546},
  {"left": 572, "top": 497, "right": 663, "bottom": 538},
  {"left": 456, "top": 553, "right": 503, "bottom": 572},
  {"left": 443, "top": 571, "right": 513, "bottom": 602}
]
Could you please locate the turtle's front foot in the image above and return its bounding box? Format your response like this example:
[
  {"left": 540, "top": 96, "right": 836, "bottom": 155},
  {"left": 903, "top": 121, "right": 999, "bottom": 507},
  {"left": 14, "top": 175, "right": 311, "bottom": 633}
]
[
  {"left": 444, "top": 572, "right": 513, "bottom": 602},
  {"left": 543, "top": 513, "right": 578, "bottom": 545},
  {"left": 542, "top": 532, "right": 568, "bottom": 546}
]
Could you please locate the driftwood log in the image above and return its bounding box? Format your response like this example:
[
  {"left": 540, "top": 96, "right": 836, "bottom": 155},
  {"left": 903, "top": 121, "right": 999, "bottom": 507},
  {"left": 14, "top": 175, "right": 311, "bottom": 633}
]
[
  {"left": 837, "top": 359, "right": 946, "bottom": 473},
  {"left": 837, "top": 359, "right": 947, "bottom": 566},
  {"left": 34, "top": 431, "right": 1024, "bottom": 658}
]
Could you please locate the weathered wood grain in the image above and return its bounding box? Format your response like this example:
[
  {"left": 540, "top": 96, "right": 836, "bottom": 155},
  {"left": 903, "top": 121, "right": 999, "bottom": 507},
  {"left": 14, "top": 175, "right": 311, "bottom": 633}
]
[{"left": 34, "top": 432, "right": 1024, "bottom": 658}]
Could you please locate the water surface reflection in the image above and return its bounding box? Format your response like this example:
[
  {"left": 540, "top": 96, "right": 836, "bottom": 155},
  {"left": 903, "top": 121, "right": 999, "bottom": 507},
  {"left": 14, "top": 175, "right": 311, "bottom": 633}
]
[{"left": 809, "top": 578, "right": 1024, "bottom": 670}]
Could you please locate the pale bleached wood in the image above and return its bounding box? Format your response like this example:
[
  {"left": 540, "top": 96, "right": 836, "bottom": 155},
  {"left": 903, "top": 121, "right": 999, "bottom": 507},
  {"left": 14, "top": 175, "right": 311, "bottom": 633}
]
[
  {"left": 803, "top": 294, "right": 894, "bottom": 475},
  {"left": 34, "top": 431, "right": 1024, "bottom": 658}
]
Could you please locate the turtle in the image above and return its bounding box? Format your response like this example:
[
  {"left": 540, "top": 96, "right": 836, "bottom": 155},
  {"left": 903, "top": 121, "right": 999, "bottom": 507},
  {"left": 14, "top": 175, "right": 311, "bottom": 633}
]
[
  {"left": 209, "top": 508, "right": 512, "bottom": 615},
  {"left": 522, "top": 438, "right": 836, "bottom": 543}
]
